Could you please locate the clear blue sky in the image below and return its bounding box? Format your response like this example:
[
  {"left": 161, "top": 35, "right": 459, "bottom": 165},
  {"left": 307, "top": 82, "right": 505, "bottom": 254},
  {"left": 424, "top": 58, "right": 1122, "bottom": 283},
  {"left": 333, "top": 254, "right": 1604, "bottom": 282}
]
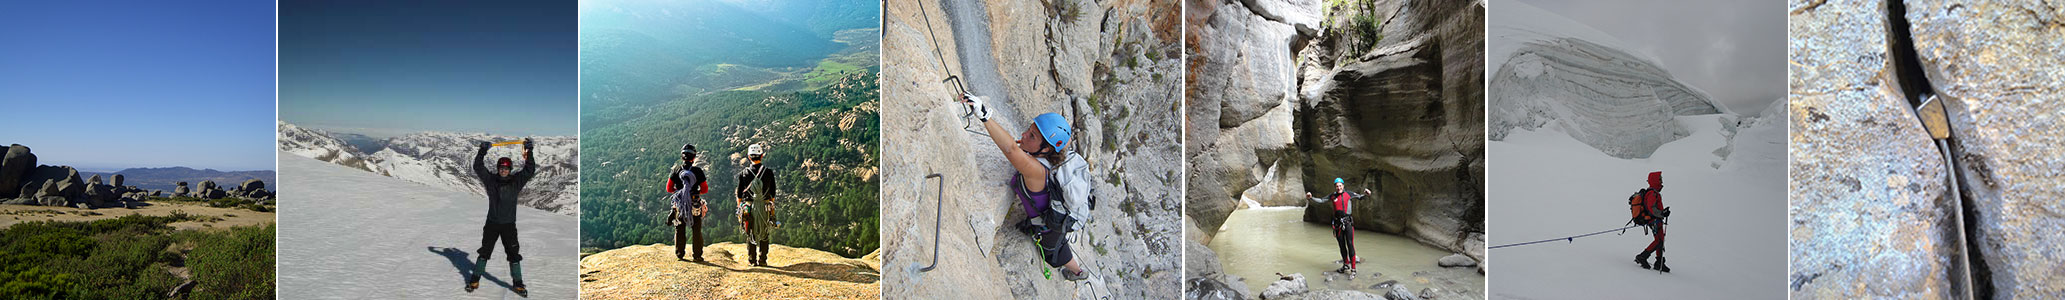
[
  {"left": 0, "top": 0, "right": 277, "bottom": 172},
  {"left": 278, "top": 0, "right": 578, "bottom": 138}
]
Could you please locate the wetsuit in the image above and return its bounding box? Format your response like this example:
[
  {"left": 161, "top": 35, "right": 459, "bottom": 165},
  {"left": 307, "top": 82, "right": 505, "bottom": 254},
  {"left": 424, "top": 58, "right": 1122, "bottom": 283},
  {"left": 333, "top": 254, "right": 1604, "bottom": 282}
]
[
  {"left": 1311, "top": 191, "right": 1368, "bottom": 269},
  {"left": 666, "top": 164, "right": 709, "bottom": 260},
  {"left": 737, "top": 163, "right": 776, "bottom": 265}
]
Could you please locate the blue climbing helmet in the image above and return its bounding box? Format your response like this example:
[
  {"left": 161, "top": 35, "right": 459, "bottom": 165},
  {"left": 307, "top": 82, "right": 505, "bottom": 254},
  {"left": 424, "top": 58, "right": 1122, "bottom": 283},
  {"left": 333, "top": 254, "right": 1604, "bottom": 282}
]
[
  {"left": 1334, "top": 178, "right": 1344, "bottom": 184},
  {"left": 1033, "top": 113, "right": 1071, "bottom": 151}
]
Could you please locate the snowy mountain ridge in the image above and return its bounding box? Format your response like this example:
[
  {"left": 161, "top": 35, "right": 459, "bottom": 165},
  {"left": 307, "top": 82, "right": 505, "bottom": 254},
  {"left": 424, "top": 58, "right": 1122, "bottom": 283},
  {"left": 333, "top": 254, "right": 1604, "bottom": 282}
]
[
  {"left": 279, "top": 122, "right": 579, "bottom": 215},
  {"left": 1487, "top": 1, "right": 1727, "bottom": 159}
]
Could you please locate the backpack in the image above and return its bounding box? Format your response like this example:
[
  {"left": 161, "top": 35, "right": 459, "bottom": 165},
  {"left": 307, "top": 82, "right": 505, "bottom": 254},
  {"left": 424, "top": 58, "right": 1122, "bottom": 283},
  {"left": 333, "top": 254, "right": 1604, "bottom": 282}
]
[
  {"left": 1038, "top": 150, "right": 1097, "bottom": 232},
  {"left": 1627, "top": 188, "right": 1661, "bottom": 224}
]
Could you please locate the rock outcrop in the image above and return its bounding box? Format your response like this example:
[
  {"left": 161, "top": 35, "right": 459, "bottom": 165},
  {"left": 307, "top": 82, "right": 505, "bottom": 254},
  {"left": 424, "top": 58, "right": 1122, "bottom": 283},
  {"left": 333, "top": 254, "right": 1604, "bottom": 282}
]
[
  {"left": 0, "top": 144, "right": 35, "bottom": 198},
  {"left": 578, "top": 243, "right": 879, "bottom": 299},
  {"left": 1905, "top": 0, "right": 2065, "bottom": 297},
  {"left": 174, "top": 181, "right": 191, "bottom": 197},
  {"left": 881, "top": 0, "right": 1184, "bottom": 298},
  {"left": 1786, "top": 0, "right": 1961, "bottom": 298}
]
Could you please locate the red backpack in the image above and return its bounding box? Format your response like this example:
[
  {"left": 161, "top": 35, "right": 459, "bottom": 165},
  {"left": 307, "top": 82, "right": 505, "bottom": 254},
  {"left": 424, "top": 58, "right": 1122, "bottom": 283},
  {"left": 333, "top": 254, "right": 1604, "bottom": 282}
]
[{"left": 1628, "top": 188, "right": 1660, "bottom": 223}]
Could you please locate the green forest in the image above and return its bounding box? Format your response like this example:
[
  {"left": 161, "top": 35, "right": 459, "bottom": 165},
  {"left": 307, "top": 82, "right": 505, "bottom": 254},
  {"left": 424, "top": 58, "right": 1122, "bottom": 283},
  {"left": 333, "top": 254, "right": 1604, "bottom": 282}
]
[
  {"left": 580, "top": 73, "right": 879, "bottom": 258},
  {"left": 0, "top": 214, "right": 273, "bottom": 299}
]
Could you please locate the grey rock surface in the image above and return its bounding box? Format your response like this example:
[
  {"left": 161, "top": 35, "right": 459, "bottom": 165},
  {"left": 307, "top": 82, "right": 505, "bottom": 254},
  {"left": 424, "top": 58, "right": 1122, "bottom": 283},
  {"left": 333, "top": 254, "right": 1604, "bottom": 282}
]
[{"left": 1786, "top": 0, "right": 1960, "bottom": 298}]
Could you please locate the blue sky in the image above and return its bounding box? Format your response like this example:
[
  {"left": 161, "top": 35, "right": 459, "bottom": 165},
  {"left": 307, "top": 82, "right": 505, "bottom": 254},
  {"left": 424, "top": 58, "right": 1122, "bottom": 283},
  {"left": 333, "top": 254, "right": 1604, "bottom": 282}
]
[
  {"left": 0, "top": 0, "right": 277, "bottom": 172},
  {"left": 279, "top": 0, "right": 577, "bottom": 138}
]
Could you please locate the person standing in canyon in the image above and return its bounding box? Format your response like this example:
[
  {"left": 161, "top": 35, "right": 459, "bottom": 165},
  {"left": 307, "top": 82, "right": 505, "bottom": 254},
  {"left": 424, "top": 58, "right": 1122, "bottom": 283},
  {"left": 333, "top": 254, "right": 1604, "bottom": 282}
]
[{"left": 1308, "top": 178, "right": 1370, "bottom": 276}]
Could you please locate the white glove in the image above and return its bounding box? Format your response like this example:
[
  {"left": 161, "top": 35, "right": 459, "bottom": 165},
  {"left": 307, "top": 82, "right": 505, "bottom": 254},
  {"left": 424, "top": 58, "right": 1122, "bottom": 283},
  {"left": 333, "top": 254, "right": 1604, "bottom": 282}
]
[{"left": 962, "top": 94, "right": 991, "bottom": 121}]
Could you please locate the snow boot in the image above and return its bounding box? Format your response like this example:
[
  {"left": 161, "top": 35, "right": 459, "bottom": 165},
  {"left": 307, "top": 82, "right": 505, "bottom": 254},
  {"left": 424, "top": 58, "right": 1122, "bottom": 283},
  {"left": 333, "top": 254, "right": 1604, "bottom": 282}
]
[
  {"left": 466, "top": 257, "right": 488, "bottom": 292},
  {"left": 511, "top": 262, "right": 529, "bottom": 297},
  {"left": 1635, "top": 254, "right": 1652, "bottom": 269},
  {"left": 1653, "top": 257, "right": 1670, "bottom": 273}
]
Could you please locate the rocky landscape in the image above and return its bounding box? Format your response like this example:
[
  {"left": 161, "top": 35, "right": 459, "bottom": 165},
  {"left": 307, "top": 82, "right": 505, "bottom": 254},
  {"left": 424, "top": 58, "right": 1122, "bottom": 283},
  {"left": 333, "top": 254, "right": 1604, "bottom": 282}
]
[
  {"left": 1790, "top": 0, "right": 2065, "bottom": 298},
  {"left": 1183, "top": 0, "right": 1485, "bottom": 298},
  {"left": 279, "top": 121, "right": 580, "bottom": 215},
  {"left": 0, "top": 143, "right": 272, "bottom": 209},
  {"left": 881, "top": 0, "right": 1184, "bottom": 298},
  {"left": 578, "top": 243, "right": 881, "bottom": 299}
]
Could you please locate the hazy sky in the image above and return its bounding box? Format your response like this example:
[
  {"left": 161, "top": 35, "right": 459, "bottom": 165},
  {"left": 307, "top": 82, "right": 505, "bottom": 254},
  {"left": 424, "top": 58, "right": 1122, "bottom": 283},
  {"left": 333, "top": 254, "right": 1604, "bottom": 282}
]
[
  {"left": 0, "top": 0, "right": 276, "bottom": 172},
  {"left": 279, "top": 0, "right": 578, "bottom": 138},
  {"left": 1514, "top": 0, "right": 1785, "bottom": 115}
]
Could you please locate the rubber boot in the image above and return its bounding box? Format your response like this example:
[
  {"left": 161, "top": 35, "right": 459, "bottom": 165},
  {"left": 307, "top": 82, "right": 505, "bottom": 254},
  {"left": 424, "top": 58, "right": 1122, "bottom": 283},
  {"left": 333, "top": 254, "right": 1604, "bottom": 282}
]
[
  {"left": 511, "top": 261, "right": 529, "bottom": 297},
  {"left": 465, "top": 257, "right": 487, "bottom": 292}
]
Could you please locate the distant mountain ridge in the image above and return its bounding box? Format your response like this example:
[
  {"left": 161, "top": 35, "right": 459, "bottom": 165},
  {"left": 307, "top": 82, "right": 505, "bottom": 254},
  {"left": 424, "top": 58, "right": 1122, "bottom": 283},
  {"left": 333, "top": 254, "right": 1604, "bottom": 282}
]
[
  {"left": 278, "top": 121, "right": 580, "bottom": 215},
  {"left": 82, "top": 167, "right": 275, "bottom": 192}
]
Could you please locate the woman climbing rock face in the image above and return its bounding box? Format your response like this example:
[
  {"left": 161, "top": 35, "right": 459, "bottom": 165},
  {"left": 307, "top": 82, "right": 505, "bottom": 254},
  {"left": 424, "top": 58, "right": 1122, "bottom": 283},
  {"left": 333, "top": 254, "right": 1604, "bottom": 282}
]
[{"left": 962, "top": 94, "right": 1088, "bottom": 281}]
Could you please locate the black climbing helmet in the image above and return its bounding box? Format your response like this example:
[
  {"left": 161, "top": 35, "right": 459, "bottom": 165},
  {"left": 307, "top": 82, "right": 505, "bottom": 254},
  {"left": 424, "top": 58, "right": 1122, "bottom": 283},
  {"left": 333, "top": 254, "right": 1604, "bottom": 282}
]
[
  {"left": 497, "top": 157, "right": 513, "bottom": 169},
  {"left": 681, "top": 143, "right": 698, "bottom": 161}
]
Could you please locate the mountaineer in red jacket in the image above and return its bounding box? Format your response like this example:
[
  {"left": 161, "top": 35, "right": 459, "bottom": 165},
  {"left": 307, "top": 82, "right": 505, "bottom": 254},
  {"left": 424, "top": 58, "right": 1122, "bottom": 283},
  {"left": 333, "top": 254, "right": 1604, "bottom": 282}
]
[{"left": 1631, "top": 171, "right": 1671, "bottom": 272}]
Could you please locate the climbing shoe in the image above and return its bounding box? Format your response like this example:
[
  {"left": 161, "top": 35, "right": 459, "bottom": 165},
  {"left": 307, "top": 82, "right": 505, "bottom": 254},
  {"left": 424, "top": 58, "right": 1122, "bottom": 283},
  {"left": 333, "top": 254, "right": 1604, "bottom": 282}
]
[{"left": 1062, "top": 268, "right": 1089, "bottom": 281}]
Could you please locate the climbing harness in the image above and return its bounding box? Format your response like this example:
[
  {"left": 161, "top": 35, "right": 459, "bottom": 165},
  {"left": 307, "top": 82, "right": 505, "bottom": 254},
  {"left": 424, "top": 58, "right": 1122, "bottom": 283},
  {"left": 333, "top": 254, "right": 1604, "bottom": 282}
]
[
  {"left": 921, "top": 173, "right": 944, "bottom": 272},
  {"left": 1488, "top": 224, "right": 1642, "bottom": 249}
]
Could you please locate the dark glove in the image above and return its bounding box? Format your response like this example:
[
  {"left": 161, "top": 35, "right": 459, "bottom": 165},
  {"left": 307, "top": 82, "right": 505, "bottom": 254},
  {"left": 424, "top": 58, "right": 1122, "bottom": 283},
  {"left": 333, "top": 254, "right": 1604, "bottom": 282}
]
[
  {"left": 478, "top": 141, "right": 491, "bottom": 149},
  {"left": 522, "top": 138, "right": 534, "bottom": 149}
]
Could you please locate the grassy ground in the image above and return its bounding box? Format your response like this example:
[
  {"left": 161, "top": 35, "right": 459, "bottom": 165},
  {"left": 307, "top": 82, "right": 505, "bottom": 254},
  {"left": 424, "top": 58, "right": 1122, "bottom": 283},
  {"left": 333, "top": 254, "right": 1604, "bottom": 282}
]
[{"left": 0, "top": 212, "right": 274, "bottom": 299}]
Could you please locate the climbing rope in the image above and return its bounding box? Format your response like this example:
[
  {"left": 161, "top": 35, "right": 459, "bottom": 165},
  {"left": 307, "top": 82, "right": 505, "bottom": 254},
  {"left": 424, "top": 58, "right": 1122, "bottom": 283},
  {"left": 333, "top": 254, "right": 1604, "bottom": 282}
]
[{"left": 1488, "top": 224, "right": 1642, "bottom": 249}]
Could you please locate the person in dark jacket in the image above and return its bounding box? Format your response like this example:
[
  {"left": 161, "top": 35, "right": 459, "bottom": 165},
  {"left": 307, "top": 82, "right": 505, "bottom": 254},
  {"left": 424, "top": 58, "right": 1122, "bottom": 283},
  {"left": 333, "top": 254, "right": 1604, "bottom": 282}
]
[
  {"left": 737, "top": 143, "right": 778, "bottom": 267},
  {"left": 667, "top": 143, "right": 711, "bottom": 262},
  {"left": 1308, "top": 178, "right": 1370, "bottom": 275},
  {"left": 1634, "top": 171, "right": 1669, "bottom": 272},
  {"left": 468, "top": 138, "right": 536, "bottom": 295}
]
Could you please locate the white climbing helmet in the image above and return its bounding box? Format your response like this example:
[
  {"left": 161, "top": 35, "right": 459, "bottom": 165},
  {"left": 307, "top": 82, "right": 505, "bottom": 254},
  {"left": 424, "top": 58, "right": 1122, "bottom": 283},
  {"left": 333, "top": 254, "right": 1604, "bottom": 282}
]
[{"left": 747, "top": 143, "right": 766, "bottom": 158}]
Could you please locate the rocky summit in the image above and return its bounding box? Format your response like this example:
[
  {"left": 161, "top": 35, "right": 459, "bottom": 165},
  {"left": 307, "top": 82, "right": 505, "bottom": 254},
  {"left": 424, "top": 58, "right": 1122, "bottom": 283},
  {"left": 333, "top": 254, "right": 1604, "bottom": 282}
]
[{"left": 578, "top": 243, "right": 880, "bottom": 299}]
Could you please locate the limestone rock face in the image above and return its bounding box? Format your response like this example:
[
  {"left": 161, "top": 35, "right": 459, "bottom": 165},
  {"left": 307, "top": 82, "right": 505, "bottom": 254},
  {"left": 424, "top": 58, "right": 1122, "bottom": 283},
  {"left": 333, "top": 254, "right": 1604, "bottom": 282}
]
[
  {"left": 1184, "top": 0, "right": 1307, "bottom": 240},
  {"left": 880, "top": 0, "right": 1184, "bottom": 298},
  {"left": 1905, "top": 0, "right": 2065, "bottom": 297},
  {"left": 1292, "top": 0, "right": 1484, "bottom": 263},
  {"left": 1786, "top": 0, "right": 1959, "bottom": 298}
]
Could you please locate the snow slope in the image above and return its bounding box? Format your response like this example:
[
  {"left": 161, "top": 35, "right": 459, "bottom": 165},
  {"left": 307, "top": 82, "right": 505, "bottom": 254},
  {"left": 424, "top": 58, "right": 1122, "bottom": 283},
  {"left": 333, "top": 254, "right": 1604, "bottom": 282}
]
[
  {"left": 1486, "top": 110, "right": 1786, "bottom": 299},
  {"left": 279, "top": 122, "right": 579, "bottom": 215},
  {"left": 1487, "top": 1, "right": 1724, "bottom": 159},
  {"left": 277, "top": 151, "right": 577, "bottom": 299}
]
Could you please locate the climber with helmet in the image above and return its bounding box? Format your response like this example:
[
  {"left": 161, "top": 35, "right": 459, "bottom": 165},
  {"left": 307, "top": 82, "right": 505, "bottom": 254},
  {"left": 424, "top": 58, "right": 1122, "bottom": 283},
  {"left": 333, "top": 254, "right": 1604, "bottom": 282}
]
[
  {"left": 1307, "top": 177, "right": 1372, "bottom": 275},
  {"left": 1631, "top": 171, "right": 1670, "bottom": 272},
  {"left": 961, "top": 94, "right": 1089, "bottom": 281},
  {"left": 736, "top": 143, "right": 778, "bottom": 267},
  {"left": 666, "top": 143, "right": 711, "bottom": 262},
  {"left": 467, "top": 138, "right": 537, "bottom": 295}
]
